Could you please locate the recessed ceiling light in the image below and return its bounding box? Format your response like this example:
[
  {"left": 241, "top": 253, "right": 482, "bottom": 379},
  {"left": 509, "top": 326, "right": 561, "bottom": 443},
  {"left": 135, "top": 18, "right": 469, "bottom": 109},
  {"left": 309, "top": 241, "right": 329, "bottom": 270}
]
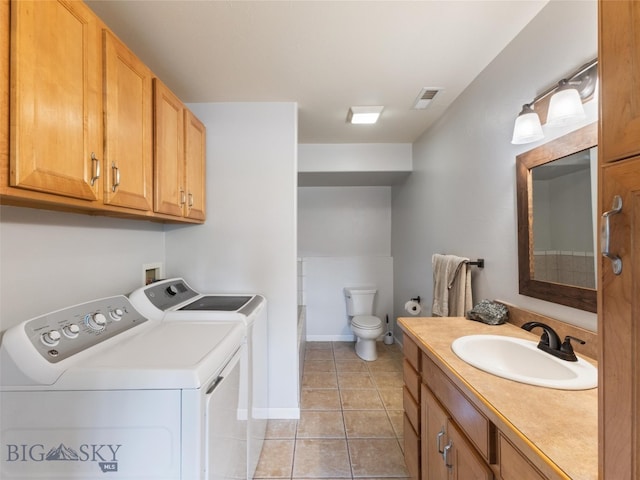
[{"left": 346, "top": 106, "right": 384, "bottom": 124}]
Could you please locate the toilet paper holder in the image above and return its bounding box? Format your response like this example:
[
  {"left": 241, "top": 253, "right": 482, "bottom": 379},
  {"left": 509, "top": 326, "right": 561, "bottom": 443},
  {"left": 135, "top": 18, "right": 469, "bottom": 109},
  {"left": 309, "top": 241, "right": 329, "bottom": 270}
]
[{"left": 411, "top": 296, "right": 421, "bottom": 303}]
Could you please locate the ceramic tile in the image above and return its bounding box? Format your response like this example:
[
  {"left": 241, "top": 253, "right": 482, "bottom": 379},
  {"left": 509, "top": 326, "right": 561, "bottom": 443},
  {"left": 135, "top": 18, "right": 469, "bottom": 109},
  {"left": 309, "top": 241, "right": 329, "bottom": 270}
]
[
  {"left": 297, "top": 410, "right": 346, "bottom": 438},
  {"left": 343, "top": 410, "right": 396, "bottom": 438},
  {"left": 292, "top": 439, "right": 352, "bottom": 478},
  {"left": 300, "top": 388, "right": 342, "bottom": 410},
  {"left": 266, "top": 419, "right": 298, "bottom": 439},
  {"left": 306, "top": 341, "right": 333, "bottom": 350},
  {"left": 335, "top": 359, "right": 368, "bottom": 373},
  {"left": 305, "top": 349, "right": 334, "bottom": 362},
  {"left": 370, "top": 371, "right": 405, "bottom": 388},
  {"left": 348, "top": 438, "right": 408, "bottom": 478},
  {"left": 302, "top": 372, "right": 338, "bottom": 389},
  {"left": 386, "top": 410, "right": 404, "bottom": 439},
  {"left": 304, "top": 360, "right": 337, "bottom": 373},
  {"left": 340, "top": 389, "right": 384, "bottom": 410},
  {"left": 377, "top": 388, "right": 404, "bottom": 410},
  {"left": 337, "top": 372, "right": 374, "bottom": 389},
  {"left": 254, "top": 439, "right": 295, "bottom": 478}
]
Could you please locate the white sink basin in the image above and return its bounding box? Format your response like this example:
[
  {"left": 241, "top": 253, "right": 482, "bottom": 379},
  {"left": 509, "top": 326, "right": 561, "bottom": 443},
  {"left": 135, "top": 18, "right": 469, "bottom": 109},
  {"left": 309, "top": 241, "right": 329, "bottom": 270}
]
[{"left": 451, "top": 334, "right": 597, "bottom": 390}]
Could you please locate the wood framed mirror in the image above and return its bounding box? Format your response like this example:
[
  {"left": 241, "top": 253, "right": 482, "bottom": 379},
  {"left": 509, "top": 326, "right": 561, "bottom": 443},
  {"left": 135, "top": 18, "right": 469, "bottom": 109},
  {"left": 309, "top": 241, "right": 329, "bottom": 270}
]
[{"left": 516, "top": 122, "right": 597, "bottom": 313}]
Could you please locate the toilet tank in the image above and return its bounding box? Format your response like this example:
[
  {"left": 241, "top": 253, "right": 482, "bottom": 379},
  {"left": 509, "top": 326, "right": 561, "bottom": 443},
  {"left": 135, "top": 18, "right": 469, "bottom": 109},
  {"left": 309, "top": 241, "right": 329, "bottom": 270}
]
[{"left": 344, "top": 287, "right": 377, "bottom": 316}]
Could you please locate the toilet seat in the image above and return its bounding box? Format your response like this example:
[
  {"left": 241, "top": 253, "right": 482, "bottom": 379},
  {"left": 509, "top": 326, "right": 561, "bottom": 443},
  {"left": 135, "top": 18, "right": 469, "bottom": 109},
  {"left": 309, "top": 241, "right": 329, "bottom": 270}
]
[{"left": 352, "top": 315, "right": 382, "bottom": 330}]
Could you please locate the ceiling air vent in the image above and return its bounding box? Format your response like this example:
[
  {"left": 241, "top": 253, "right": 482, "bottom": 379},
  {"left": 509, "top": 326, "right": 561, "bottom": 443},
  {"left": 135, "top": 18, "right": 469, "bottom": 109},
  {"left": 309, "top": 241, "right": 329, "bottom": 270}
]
[{"left": 413, "top": 88, "right": 440, "bottom": 110}]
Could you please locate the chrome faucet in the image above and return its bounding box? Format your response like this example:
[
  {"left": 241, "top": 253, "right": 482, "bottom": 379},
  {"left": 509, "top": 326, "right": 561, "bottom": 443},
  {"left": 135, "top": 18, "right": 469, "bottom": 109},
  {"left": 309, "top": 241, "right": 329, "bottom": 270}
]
[{"left": 521, "top": 321, "right": 585, "bottom": 362}]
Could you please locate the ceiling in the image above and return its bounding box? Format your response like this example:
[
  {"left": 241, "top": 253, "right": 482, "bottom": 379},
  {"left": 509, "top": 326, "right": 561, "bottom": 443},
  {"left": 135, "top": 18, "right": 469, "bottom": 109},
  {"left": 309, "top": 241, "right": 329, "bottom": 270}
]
[{"left": 85, "top": 0, "right": 548, "bottom": 145}]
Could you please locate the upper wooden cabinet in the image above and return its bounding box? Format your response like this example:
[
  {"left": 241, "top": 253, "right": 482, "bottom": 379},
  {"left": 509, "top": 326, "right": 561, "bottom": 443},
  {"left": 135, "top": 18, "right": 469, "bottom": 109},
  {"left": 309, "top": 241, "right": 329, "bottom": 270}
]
[
  {"left": 154, "top": 79, "right": 206, "bottom": 220},
  {"left": 2, "top": 0, "right": 205, "bottom": 223},
  {"left": 10, "top": 0, "right": 102, "bottom": 201},
  {"left": 102, "top": 29, "right": 153, "bottom": 211},
  {"left": 184, "top": 109, "right": 206, "bottom": 221},
  {"left": 599, "top": 1, "right": 640, "bottom": 163}
]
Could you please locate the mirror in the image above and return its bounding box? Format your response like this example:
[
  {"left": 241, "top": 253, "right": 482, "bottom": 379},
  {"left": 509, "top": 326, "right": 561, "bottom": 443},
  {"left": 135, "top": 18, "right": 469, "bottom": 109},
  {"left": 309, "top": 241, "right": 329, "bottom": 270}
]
[{"left": 516, "top": 122, "right": 597, "bottom": 313}]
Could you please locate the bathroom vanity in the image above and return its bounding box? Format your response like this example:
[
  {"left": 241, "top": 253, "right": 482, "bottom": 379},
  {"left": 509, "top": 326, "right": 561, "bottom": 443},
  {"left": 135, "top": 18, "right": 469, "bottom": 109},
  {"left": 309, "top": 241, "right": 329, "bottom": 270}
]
[{"left": 399, "top": 316, "right": 597, "bottom": 480}]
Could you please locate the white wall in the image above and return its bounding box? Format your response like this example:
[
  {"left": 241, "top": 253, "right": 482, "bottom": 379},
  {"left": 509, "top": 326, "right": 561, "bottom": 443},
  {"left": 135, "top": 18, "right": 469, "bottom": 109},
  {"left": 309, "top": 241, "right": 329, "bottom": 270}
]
[
  {"left": 165, "top": 102, "right": 299, "bottom": 419},
  {"left": 392, "top": 0, "right": 598, "bottom": 332},
  {"left": 298, "top": 144, "right": 411, "bottom": 172},
  {"left": 0, "top": 206, "right": 165, "bottom": 330},
  {"left": 298, "top": 186, "right": 393, "bottom": 340}
]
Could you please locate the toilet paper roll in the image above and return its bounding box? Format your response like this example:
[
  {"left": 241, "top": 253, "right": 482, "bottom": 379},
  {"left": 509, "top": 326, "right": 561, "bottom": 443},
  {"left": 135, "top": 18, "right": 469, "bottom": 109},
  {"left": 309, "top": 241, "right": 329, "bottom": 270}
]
[{"left": 404, "top": 300, "right": 422, "bottom": 316}]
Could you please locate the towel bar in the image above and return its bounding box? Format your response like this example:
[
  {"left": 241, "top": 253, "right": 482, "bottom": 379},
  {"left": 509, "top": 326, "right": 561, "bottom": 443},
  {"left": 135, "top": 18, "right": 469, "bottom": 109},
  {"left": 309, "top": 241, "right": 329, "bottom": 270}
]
[{"left": 466, "top": 259, "right": 485, "bottom": 268}]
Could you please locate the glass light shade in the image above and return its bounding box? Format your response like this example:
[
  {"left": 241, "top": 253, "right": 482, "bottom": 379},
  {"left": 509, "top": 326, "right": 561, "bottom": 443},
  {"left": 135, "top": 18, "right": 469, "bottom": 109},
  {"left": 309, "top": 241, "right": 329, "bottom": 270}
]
[
  {"left": 546, "top": 87, "right": 585, "bottom": 127},
  {"left": 511, "top": 106, "right": 544, "bottom": 144},
  {"left": 347, "top": 106, "right": 384, "bottom": 124}
]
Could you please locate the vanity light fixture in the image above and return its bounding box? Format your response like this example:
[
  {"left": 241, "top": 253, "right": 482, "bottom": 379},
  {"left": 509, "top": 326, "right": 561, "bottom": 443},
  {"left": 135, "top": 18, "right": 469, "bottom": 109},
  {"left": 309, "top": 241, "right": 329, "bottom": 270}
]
[
  {"left": 546, "top": 79, "right": 586, "bottom": 127},
  {"left": 511, "top": 104, "right": 544, "bottom": 145},
  {"left": 347, "top": 106, "right": 384, "bottom": 124},
  {"left": 511, "top": 59, "right": 597, "bottom": 144}
]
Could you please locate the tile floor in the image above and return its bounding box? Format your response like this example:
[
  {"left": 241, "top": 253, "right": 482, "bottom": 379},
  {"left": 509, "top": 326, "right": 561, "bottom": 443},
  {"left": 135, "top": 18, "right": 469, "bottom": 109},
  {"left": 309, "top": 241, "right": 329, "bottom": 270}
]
[{"left": 254, "top": 341, "right": 409, "bottom": 479}]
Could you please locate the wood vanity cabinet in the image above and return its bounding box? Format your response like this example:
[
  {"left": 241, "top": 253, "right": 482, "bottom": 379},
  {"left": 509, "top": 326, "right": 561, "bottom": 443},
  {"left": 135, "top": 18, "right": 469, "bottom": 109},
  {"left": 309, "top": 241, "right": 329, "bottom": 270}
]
[
  {"left": 102, "top": 29, "right": 153, "bottom": 211},
  {"left": 598, "top": 1, "right": 640, "bottom": 478},
  {"left": 402, "top": 334, "right": 422, "bottom": 480},
  {"left": 153, "top": 79, "right": 206, "bottom": 220},
  {"left": 402, "top": 338, "right": 550, "bottom": 480}
]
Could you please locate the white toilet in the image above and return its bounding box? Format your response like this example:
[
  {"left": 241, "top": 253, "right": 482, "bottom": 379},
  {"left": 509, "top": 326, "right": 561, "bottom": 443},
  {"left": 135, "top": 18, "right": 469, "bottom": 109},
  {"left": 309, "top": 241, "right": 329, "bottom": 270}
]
[{"left": 344, "top": 287, "right": 385, "bottom": 361}]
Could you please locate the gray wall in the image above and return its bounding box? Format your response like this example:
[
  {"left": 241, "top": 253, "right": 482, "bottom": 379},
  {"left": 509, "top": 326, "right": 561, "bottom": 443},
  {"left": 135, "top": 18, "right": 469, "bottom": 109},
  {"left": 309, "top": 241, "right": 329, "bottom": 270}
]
[{"left": 392, "top": 0, "right": 598, "bottom": 332}]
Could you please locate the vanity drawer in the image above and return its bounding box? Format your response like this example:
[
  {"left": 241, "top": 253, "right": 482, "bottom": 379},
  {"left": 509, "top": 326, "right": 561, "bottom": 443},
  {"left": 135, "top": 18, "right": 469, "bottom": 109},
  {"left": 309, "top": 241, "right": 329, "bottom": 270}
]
[
  {"left": 403, "top": 359, "right": 421, "bottom": 400},
  {"left": 498, "top": 433, "right": 545, "bottom": 480},
  {"left": 403, "top": 334, "right": 421, "bottom": 372},
  {"left": 403, "top": 386, "right": 420, "bottom": 432},
  {"left": 403, "top": 414, "right": 420, "bottom": 480},
  {"left": 422, "top": 352, "right": 491, "bottom": 460}
]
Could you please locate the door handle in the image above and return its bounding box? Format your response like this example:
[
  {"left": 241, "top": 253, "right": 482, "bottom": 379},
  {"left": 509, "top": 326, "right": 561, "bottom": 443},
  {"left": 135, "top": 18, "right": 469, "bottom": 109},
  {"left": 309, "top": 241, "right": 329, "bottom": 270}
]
[
  {"left": 111, "top": 162, "right": 120, "bottom": 192},
  {"left": 90, "top": 152, "right": 100, "bottom": 186},
  {"left": 443, "top": 440, "right": 453, "bottom": 469},
  {"left": 436, "top": 428, "right": 445, "bottom": 455},
  {"left": 601, "top": 195, "right": 623, "bottom": 275}
]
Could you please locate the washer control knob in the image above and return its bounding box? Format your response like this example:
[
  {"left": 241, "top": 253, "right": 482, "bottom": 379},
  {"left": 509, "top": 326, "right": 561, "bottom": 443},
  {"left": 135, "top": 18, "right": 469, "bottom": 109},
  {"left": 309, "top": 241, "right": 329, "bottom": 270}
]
[
  {"left": 41, "top": 330, "right": 61, "bottom": 346},
  {"left": 166, "top": 285, "right": 179, "bottom": 296},
  {"left": 62, "top": 324, "right": 80, "bottom": 338},
  {"left": 110, "top": 308, "right": 125, "bottom": 321},
  {"left": 86, "top": 312, "right": 107, "bottom": 331}
]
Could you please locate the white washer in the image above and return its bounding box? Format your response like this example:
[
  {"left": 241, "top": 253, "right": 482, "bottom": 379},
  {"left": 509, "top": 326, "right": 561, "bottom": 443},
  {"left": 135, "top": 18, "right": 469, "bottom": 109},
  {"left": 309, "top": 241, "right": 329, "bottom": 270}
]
[
  {"left": 0, "top": 295, "right": 246, "bottom": 480},
  {"left": 128, "top": 278, "right": 268, "bottom": 480}
]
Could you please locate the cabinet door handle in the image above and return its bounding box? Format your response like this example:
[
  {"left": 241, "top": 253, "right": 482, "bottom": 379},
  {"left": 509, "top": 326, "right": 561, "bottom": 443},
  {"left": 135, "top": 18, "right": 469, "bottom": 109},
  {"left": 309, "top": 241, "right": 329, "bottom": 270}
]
[
  {"left": 443, "top": 440, "right": 453, "bottom": 469},
  {"left": 436, "top": 428, "right": 445, "bottom": 455},
  {"left": 111, "top": 162, "right": 120, "bottom": 192},
  {"left": 179, "top": 188, "right": 186, "bottom": 206},
  {"left": 90, "top": 152, "right": 100, "bottom": 186},
  {"left": 601, "top": 195, "right": 623, "bottom": 275},
  {"left": 188, "top": 192, "right": 194, "bottom": 207}
]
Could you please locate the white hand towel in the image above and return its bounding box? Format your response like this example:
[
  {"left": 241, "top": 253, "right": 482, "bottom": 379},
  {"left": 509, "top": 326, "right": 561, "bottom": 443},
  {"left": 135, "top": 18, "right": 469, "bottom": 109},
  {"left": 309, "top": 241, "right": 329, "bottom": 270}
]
[{"left": 431, "top": 254, "right": 472, "bottom": 317}]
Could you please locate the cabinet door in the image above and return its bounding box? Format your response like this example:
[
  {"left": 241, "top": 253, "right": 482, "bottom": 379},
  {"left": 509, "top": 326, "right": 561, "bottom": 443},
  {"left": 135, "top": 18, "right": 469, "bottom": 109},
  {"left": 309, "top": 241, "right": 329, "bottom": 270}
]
[
  {"left": 446, "top": 422, "right": 493, "bottom": 480},
  {"left": 154, "top": 78, "right": 185, "bottom": 217},
  {"left": 599, "top": 156, "right": 640, "bottom": 479},
  {"left": 599, "top": 1, "right": 640, "bottom": 163},
  {"left": 421, "top": 385, "right": 448, "bottom": 480},
  {"left": 184, "top": 109, "right": 206, "bottom": 220},
  {"left": 103, "top": 30, "right": 153, "bottom": 211},
  {"left": 10, "top": 0, "right": 101, "bottom": 201}
]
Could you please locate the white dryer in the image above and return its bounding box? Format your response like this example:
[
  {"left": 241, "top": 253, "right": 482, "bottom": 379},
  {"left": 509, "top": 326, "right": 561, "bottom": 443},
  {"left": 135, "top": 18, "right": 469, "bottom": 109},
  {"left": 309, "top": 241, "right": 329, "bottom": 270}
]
[
  {"left": 129, "top": 278, "right": 268, "bottom": 480},
  {"left": 0, "top": 295, "right": 247, "bottom": 480}
]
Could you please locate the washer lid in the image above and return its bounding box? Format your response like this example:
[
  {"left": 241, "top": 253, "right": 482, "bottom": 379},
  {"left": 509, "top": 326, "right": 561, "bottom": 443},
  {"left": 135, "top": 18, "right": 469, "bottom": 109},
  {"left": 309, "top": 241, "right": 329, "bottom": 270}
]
[
  {"left": 53, "top": 321, "right": 245, "bottom": 390},
  {"left": 352, "top": 315, "right": 382, "bottom": 329}
]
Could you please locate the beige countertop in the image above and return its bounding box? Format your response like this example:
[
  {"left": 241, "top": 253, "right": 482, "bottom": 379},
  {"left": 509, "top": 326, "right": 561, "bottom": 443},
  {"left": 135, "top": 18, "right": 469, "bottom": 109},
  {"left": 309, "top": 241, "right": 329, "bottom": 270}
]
[{"left": 398, "top": 316, "right": 598, "bottom": 480}]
